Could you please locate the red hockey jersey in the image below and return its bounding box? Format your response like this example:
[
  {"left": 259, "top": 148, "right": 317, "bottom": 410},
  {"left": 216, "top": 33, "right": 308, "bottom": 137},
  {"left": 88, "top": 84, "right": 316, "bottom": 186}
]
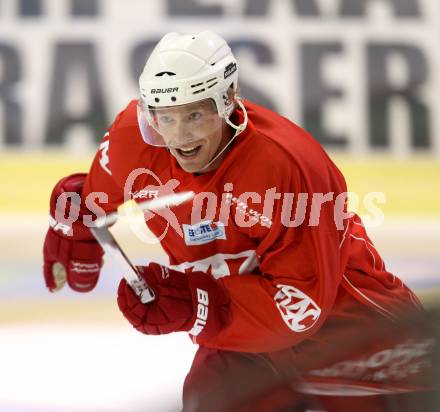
[{"left": 82, "top": 99, "right": 421, "bottom": 353}]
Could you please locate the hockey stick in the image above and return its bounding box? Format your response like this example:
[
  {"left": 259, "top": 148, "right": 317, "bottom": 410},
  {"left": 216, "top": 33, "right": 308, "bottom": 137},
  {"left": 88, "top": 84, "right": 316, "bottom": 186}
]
[{"left": 90, "top": 191, "right": 194, "bottom": 303}]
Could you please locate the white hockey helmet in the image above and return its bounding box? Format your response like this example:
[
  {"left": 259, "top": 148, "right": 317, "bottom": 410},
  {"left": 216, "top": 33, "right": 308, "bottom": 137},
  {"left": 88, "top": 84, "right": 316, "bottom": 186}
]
[{"left": 137, "top": 30, "right": 244, "bottom": 147}]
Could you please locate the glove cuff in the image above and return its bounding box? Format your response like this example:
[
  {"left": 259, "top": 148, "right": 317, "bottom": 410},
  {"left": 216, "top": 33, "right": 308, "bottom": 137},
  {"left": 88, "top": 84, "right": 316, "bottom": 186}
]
[{"left": 186, "top": 272, "right": 231, "bottom": 340}]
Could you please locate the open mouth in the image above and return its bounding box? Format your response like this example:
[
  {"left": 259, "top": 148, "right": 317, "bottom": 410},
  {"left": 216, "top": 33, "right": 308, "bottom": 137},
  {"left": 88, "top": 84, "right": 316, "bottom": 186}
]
[{"left": 176, "top": 145, "right": 202, "bottom": 158}]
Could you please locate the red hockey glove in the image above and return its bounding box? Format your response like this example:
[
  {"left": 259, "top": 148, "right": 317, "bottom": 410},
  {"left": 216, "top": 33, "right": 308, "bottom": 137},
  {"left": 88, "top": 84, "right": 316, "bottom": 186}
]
[
  {"left": 117, "top": 262, "right": 231, "bottom": 339},
  {"left": 43, "top": 173, "right": 104, "bottom": 292}
]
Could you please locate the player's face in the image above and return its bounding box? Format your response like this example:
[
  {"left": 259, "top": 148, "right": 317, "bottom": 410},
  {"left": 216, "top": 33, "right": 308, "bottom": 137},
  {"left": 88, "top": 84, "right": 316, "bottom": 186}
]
[{"left": 154, "top": 100, "right": 229, "bottom": 173}]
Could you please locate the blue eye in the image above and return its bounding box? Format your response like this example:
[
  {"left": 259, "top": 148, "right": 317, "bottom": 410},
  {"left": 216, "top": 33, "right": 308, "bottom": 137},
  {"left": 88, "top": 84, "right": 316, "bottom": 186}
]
[
  {"left": 159, "top": 115, "right": 174, "bottom": 124},
  {"left": 188, "top": 112, "right": 202, "bottom": 121}
]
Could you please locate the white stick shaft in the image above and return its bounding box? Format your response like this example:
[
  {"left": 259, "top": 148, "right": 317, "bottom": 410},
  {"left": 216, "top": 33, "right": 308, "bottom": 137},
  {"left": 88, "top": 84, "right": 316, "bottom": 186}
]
[{"left": 90, "top": 225, "right": 155, "bottom": 303}]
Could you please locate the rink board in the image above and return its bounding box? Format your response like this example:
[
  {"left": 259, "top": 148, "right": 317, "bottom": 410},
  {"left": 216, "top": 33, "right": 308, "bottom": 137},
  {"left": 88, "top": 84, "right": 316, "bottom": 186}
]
[{"left": 2, "top": 152, "right": 440, "bottom": 216}]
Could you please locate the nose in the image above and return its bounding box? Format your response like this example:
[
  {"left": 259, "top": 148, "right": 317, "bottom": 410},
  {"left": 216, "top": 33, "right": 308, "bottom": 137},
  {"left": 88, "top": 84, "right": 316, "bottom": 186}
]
[{"left": 169, "top": 119, "right": 195, "bottom": 146}]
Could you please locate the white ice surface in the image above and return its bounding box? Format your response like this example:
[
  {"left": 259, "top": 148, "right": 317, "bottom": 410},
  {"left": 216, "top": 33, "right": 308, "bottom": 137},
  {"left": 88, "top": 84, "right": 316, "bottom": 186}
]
[{"left": 0, "top": 325, "right": 197, "bottom": 412}]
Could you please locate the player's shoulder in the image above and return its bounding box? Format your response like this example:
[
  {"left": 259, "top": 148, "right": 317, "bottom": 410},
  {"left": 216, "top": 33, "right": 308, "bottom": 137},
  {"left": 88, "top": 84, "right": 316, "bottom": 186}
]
[
  {"left": 235, "top": 101, "right": 305, "bottom": 175},
  {"left": 105, "top": 100, "right": 146, "bottom": 167},
  {"left": 224, "top": 105, "right": 298, "bottom": 192},
  {"left": 248, "top": 100, "right": 340, "bottom": 165},
  {"left": 244, "top": 100, "right": 323, "bottom": 161},
  {"left": 108, "top": 99, "right": 140, "bottom": 135},
  {"left": 240, "top": 100, "right": 346, "bottom": 191}
]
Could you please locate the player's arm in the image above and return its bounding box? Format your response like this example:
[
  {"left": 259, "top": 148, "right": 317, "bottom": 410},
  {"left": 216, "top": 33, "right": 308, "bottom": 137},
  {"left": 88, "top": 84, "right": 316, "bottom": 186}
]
[
  {"left": 117, "top": 235, "right": 338, "bottom": 351},
  {"left": 43, "top": 130, "right": 125, "bottom": 292}
]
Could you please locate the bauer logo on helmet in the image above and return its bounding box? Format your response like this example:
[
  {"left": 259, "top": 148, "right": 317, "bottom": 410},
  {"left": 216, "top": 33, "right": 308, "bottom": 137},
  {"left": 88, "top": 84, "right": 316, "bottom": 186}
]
[
  {"left": 224, "top": 63, "right": 237, "bottom": 79},
  {"left": 150, "top": 87, "right": 179, "bottom": 94}
]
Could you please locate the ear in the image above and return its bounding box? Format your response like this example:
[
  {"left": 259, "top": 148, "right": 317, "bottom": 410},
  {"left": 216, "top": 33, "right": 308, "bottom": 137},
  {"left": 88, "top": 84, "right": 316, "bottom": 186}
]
[
  {"left": 227, "top": 84, "right": 236, "bottom": 102},
  {"left": 222, "top": 85, "right": 237, "bottom": 111}
]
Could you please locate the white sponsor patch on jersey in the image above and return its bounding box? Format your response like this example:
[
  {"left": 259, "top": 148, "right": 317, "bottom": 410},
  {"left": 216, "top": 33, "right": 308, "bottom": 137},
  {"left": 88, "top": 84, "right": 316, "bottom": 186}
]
[
  {"left": 274, "top": 284, "right": 321, "bottom": 332},
  {"left": 182, "top": 221, "right": 226, "bottom": 246}
]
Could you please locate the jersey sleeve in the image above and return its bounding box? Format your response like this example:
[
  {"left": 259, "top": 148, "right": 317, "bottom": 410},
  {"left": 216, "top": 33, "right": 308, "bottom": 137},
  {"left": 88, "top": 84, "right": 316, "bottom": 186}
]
[{"left": 197, "top": 161, "right": 348, "bottom": 353}]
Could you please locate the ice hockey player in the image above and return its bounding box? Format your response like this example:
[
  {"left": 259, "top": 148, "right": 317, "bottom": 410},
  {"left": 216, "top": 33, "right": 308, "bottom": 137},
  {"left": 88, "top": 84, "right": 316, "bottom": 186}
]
[{"left": 43, "top": 31, "right": 429, "bottom": 411}]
